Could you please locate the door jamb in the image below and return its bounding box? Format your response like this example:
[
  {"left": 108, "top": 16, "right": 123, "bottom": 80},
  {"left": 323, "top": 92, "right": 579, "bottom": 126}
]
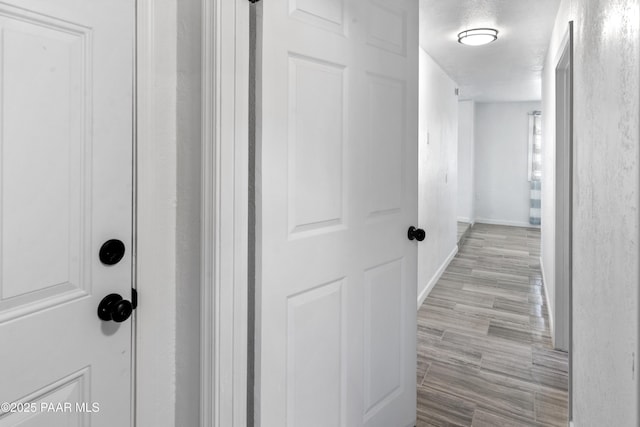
[
  {"left": 136, "top": 1, "right": 249, "bottom": 425},
  {"left": 553, "top": 20, "right": 573, "bottom": 421},
  {"left": 554, "top": 23, "right": 572, "bottom": 352},
  {"left": 201, "top": 1, "right": 250, "bottom": 426},
  {"left": 136, "top": 0, "right": 179, "bottom": 424}
]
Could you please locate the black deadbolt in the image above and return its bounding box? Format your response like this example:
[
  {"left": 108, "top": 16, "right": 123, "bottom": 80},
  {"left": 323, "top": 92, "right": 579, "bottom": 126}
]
[
  {"left": 408, "top": 226, "right": 426, "bottom": 242},
  {"left": 98, "top": 293, "right": 134, "bottom": 323},
  {"left": 99, "top": 239, "right": 125, "bottom": 265}
]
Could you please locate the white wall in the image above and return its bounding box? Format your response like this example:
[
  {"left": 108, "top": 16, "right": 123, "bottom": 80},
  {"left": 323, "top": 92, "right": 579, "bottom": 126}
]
[
  {"left": 457, "top": 100, "right": 475, "bottom": 223},
  {"left": 418, "top": 48, "right": 458, "bottom": 305},
  {"left": 541, "top": 0, "right": 639, "bottom": 425},
  {"left": 474, "top": 102, "right": 541, "bottom": 227}
]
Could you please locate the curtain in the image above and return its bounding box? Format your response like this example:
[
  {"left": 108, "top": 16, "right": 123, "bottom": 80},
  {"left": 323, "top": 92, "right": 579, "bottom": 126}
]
[{"left": 528, "top": 112, "right": 542, "bottom": 225}]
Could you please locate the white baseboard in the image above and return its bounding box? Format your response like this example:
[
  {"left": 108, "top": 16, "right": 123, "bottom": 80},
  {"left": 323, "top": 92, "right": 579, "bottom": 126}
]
[
  {"left": 456, "top": 216, "right": 475, "bottom": 225},
  {"left": 417, "top": 245, "right": 458, "bottom": 310},
  {"left": 475, "top": 217, "right": 540, "bottom": 229},
  {"left": 540, "top": 256, "right": 555, "bottom": 347}
]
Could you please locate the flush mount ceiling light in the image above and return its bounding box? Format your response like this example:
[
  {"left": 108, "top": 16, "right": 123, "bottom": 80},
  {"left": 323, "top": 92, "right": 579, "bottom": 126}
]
[{"left": 457, "top": 28, "right": 499, "bottom": 46}]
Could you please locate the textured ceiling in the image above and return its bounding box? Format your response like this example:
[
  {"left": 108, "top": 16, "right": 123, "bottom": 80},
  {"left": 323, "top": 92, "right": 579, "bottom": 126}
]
[{"left": 419, "top": 0, "right": 561, "bottom": 102}]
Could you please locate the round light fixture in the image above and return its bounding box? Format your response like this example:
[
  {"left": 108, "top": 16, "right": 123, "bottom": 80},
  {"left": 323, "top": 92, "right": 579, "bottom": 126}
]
[{"left": 457, "top": 28, "right": 499, "bottom": 46}]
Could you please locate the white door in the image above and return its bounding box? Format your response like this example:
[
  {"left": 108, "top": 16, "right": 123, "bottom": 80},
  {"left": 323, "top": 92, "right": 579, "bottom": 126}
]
[
  {"left": 256, "top": 0, "right": 418, "bottom": 426},
  {"left": 0, "top": 0, "right": 134, "bottom": 425}
]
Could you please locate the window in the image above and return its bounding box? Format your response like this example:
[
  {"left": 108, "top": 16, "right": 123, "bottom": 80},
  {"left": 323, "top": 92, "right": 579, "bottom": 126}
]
[
  {"left": 528, "top": 111, "right": 542, "bottom": 181},
  {"left": 528, "top": 111, "right": 542, "bottom": 225}
]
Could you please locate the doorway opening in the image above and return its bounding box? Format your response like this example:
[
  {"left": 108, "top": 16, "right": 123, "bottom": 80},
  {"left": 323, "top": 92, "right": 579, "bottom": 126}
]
[{"left": 415, "top": 1, "right": 571, "bottom": 425}]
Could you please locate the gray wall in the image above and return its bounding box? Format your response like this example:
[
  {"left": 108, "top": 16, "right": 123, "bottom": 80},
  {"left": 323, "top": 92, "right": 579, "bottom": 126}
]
[
  {"left": 176, "top": 0, "right": 202, "bottom": 424},
  {"left": 542, "top": 0, "right": 639, "bottom": 424}
]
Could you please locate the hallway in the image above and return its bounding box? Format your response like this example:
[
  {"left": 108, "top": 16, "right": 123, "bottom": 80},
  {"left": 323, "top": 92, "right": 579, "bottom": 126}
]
[{"left": 417, "top": 224, "right": 568, "bottom": 426}]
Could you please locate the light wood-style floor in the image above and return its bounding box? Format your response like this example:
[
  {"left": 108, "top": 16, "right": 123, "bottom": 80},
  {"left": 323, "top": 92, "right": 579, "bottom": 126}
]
[{"left": 417, "top": 223, "right": 568, "bottom": 426}]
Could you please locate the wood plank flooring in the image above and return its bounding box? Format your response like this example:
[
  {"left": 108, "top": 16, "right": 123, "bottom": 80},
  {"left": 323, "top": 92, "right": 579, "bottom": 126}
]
[{"left": 417, "top": 223, "right": 568, "bottom": 426}]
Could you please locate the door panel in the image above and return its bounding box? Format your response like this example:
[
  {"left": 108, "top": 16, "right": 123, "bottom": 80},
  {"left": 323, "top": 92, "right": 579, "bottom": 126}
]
[
  {"left": 0, "top": 5, "right": 90, "bottom": 319},
  {"left": 366, "top": 74, "right": 405, "bottom": 218},
  {"left": 257, "top": 1, "right": 417, "bottom": 426},
  {"left": 366, "top": 0, "right": 407, "bottom": 56},
  {"left": 0, "top": 1, "right": 134, "bottom": 425},
  {"left": 286, "top": 279, "right": 346, "bottom": 427},
  {"left": 0, "top": 369, "right": 90, "bottom": 427},
  {"left": 290, "top": 0, "right": 345, "bottom": 34},
  {"left": 363, "top": 259, "right": 404, "bottom": 417},
  {"left": 288, "top": 54, "right": 346, "bottom": 237}
]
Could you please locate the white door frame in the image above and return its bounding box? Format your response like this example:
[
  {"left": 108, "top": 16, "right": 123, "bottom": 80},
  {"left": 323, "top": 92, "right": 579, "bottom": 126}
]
[
  {"left": 200, "top": 1, "right": 250, "bottom": 426},
  {"left": 554, "top": 22, "right": 572, "bottom": 352},
  {"left": 554, "top": 20, "right": 573, "bottom": 421},
  {"left": 136, "top": 0, "right": 179, "bottom": 425},
  {"left": 136, "top": 0, "right": 250, "bottom": 425}
]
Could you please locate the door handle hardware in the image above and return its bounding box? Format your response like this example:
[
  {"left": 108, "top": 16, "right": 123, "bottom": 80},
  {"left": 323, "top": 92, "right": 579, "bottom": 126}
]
[
  {"left": 407, "top": 226, "right": 426, "bottom": 242},
  {"left": 99, "top": 239, "right": 126, "bottom": 265},
  {"left": 98, "top": 293, "right": 135, "bottom": 323}
]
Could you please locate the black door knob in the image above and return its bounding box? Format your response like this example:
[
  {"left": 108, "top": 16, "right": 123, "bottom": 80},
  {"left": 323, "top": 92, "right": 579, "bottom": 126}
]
[
  {"left": 98, "top": 293, "right": 133, "bottom": 323},
  {"left": 408, "top": 226, "right": 426, "bottom": 242}
]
